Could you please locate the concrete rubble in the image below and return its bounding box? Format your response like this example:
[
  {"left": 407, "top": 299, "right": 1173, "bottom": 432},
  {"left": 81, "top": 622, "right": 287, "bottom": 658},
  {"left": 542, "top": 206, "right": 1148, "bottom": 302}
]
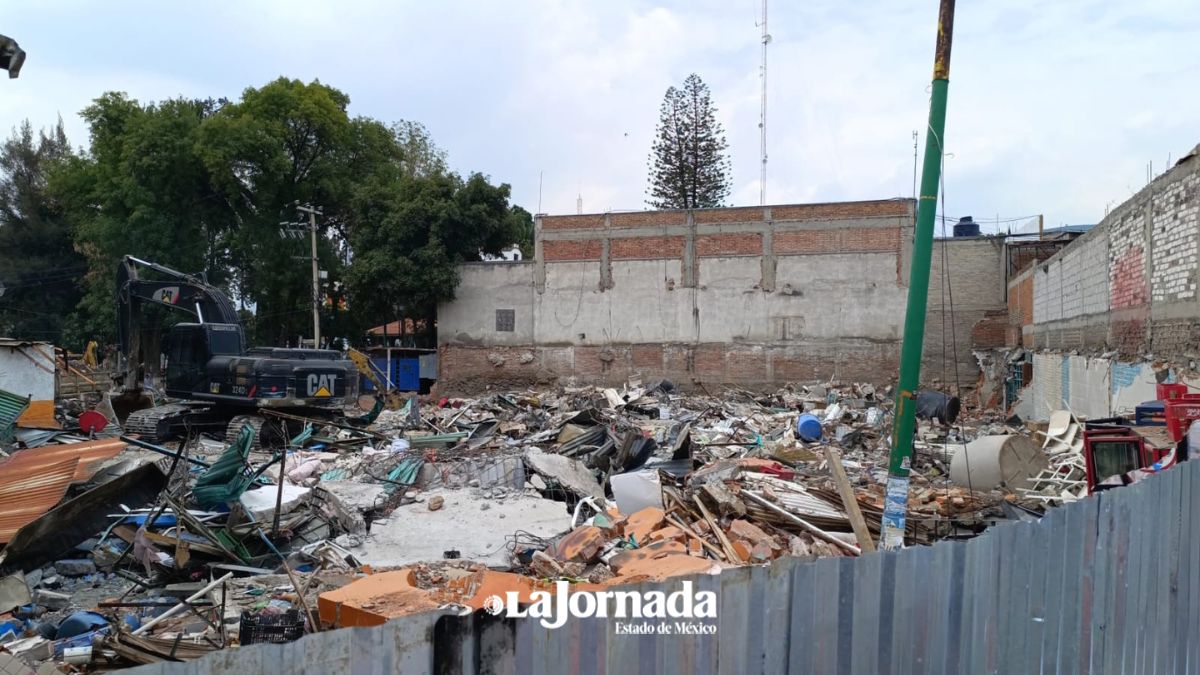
[{"left": 0, "top": 373, "right": 1180, "bottom": 669}]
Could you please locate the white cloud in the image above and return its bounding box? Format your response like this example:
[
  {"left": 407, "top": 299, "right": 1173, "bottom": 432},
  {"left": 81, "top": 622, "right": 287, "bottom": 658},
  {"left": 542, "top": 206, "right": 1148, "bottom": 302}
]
[{"left": 1, "top": 0, "right": 1197, "bottom": 228}]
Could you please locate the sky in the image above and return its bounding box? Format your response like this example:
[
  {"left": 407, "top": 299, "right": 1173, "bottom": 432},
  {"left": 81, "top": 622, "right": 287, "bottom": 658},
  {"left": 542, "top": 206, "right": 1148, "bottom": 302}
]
[{"left": 2, "top": 0, "right": 1199, "bottom": 233}]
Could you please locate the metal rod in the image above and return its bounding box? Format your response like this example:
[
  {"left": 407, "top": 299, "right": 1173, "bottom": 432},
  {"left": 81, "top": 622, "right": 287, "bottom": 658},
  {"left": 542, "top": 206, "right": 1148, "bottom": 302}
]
[
  {"left": 132, "top": 572, "right": 233, "bottom": 635},
  {"left": 741, "top": 489, "right": 861, "bottom": 555},
  {"left": 120, "top": 435, "right": 210, "bottom": 468},
  {"left": 881, "top": 0, "right": 955, "bottom": 552}
]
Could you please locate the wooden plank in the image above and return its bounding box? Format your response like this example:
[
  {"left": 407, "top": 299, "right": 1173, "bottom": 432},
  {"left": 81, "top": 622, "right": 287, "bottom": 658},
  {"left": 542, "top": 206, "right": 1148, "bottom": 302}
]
[{"left": 823, "top": 446, "right": 876, "bottom": 553}]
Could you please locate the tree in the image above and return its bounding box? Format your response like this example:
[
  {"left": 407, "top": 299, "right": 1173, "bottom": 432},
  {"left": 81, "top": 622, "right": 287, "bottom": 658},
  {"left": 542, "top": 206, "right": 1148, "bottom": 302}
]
[
  {"left": 344, "top": 171, "right": 522, "bottom": 344},
  {"left": 647, "top": 73, "right": 731, "bottom": 209},
  {"left": 0, "top": 119, "right": 84, "bottom": 345},
  {"left": 52, "top": 94, "right": 235, "bottom": 345},
  {"left": 391, "top": 120, "right": 447, "bottom": 180},
  {"left": 197, "top": 78, "right": 394, "bottom": 345}
]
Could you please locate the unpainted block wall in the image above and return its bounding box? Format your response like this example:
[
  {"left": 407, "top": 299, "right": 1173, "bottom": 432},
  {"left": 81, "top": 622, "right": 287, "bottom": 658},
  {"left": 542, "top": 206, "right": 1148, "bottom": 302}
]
[
  {"left": 439, "top": 200, "right": 938, "bottom": 389},
  {"left": 1021, "top": 143, "right": 1200, "bottom": 361},
  {"left": 925, "top": 237, "right": 1008, "bottom": 386}
]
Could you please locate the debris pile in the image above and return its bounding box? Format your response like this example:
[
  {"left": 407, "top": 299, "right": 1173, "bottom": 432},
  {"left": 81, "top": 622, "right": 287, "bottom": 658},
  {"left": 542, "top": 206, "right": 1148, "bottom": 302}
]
[{"left": 0, "top": 379, "right": 1069, "bottom": 670}]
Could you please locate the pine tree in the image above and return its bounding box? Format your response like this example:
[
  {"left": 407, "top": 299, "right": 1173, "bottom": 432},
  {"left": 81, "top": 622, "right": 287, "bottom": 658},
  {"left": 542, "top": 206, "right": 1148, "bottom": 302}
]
[{"left": 647, "top": 74, "right": 731, "bottom": 209}]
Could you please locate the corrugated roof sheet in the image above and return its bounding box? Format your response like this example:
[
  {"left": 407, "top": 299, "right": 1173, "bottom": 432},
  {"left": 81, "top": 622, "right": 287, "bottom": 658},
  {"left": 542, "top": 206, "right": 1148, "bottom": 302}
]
[
  {"left": 0, "top": 387, "right": 30, "bottom": 445},
  {"left": 0, "top": 438, "right": 129, "bottom": 543}
]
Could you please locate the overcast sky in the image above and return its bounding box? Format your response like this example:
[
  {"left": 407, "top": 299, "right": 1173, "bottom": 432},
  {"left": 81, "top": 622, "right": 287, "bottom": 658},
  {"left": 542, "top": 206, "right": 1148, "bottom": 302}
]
[{"left": 2, "top": 1, "right": 1198, "bottom": 233}]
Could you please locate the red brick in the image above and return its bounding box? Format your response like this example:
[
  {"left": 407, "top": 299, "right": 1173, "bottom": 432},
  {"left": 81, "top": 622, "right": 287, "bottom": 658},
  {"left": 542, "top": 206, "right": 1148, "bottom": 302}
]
[
  {"left": 774, "top": 230, "right": 842, "bottom": 254},
  {"left": 695, "top": 206, "right": 766, "bottom": 224},
  {"left": 771, "top": 200, "right": 910, "bottom": 221},
  {"left": 543, "top": 239, "right": 602, "bottom": 261},
  {"left": 541, "top": 214, "right": 605, "bottom": 231},
  {"left": 696, "top": 233, "right": 762, "bottom": 257},
  {"left": 843, "top": 227, "right": 899, "bottom": 252},
  {"left": 609, "top": 211, "right": 687, "bottom": 228},
  {"left": 610, "top": 236, "right": 685, "bottom": 260},
  {"left": 632, "top": 344, "right": 663, "bottom": 370}
]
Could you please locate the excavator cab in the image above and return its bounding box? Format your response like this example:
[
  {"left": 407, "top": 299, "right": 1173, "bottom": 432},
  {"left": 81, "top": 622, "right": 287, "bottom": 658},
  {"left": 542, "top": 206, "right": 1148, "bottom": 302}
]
[{"left": 164, "top": 323, "right": 244, "bottom": 396}]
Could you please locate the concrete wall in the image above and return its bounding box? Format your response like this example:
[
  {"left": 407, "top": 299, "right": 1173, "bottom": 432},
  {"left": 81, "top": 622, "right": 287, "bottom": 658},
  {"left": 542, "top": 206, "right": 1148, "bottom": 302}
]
[
  {"left": 439, "top": 200, "right": 922, "bottom": 389},
  {"left": 438, "top": 200, "right": 1013, "bottom": 390},
  {"left": 0, "top": 342, "right": 55, "bottom": 401},
  {"left": 1014, "top": 353, "right": 1200, "bottom": 422}
]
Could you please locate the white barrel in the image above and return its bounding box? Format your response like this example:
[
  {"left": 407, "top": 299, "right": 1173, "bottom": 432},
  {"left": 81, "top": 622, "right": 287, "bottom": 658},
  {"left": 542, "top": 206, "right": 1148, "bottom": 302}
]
[{"left": 950, "top": 435, "right": 1048, "bottom": 491}]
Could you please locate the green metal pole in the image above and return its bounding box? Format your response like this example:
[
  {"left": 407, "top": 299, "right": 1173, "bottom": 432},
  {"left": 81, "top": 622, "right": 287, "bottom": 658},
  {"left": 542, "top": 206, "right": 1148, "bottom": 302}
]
[{"left": 880, "top": 0, "right": 955, "bottom": 551}]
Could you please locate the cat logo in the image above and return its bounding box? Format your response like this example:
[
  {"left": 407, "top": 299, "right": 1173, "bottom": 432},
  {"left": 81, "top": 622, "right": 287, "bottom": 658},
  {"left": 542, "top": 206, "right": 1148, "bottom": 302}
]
[
  {"left": 306, "top": 373, "right": 336, "bottom": 397},
  {"left": 151, "top": 287, "right": 181, "bottom": 305}
]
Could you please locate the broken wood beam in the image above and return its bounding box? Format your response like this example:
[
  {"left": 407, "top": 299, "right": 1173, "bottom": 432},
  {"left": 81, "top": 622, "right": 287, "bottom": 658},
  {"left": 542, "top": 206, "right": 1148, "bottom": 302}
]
[{"left": 823, "top": 447, "right": 876, "bottom": 553}]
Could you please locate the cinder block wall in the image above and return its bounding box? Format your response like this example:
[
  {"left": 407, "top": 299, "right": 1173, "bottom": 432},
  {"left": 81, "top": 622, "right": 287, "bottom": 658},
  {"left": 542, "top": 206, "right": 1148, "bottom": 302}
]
[
  {"left": 1017, "top": 144, "right": 1200, "bottom": 361},
  {"left": 437, "top": 199, "right": 1006, "bottom": 390}
]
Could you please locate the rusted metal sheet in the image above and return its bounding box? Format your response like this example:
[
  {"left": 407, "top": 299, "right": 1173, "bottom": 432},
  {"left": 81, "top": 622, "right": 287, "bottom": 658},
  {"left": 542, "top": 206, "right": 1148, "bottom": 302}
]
[
  {"left": 0, "top": 438, "right": 128, "bottom": 543},
  {"left": 0, "top": 461, "right": 166, "bottom": 573},
  {"left": 0, "top": 456, "right": 78, "bottom": 543}
]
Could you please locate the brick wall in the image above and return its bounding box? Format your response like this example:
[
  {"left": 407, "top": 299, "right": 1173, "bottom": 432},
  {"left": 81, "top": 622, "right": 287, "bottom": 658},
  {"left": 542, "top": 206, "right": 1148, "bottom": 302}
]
[
  {"left": 440, "top": 199, "right": 922, "bottom": 390},
  {"left": 438, "top": 341, "right": 900, "bottom": 392},
  {"left": 1006, "top": 268, "right": 1034, "bottom": 347},
  {"left": 610, "top": 235, "right": 685, "bottom": 260},
  {"left": 924, "top": 237, "right": 1008, "bottom": 384},
  {"left": 540, "top": 199, "right": 908, "bottom": 263},
  {"left": 696, "top": 233, "right": 761, "bottom": 257},
  {"left": 1023, "top": 142, "right": 1200, "bottom": 362}
]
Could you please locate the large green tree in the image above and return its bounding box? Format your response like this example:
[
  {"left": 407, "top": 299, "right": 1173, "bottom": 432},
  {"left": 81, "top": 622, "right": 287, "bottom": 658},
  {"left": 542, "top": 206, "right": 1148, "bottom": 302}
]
[
  {"left": 345, "top": 171, "right": 523, "bottom": 343},
  {"left": 53, "top": 94, "right": 235, "bottom": 344},
  {"left": 23, "top": 76, "right": 528, "bottom": 352},
  {"left": 0, "top": 119, "right": 84, "bottom": 345},
  {"left": 647, "top": 73, "right": 731, "bottom": 209}
]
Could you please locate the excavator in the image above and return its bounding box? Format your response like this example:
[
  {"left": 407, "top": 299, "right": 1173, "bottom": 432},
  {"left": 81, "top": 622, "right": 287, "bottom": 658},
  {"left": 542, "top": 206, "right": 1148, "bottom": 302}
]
[{"left": 111, "top": 256, "right": 359, "bottom": 445}]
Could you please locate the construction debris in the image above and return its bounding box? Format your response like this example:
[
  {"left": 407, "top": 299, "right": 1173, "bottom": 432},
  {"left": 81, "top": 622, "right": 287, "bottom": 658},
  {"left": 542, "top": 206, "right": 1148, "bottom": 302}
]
[{"left": 0, "top": 377, "right": 1125, "bottom": 669}]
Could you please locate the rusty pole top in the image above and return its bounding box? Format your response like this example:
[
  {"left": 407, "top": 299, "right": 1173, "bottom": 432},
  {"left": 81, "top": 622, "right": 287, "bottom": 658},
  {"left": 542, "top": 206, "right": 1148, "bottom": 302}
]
[{"left": 933, "top": 0, "right": 955, "bottom": 80}]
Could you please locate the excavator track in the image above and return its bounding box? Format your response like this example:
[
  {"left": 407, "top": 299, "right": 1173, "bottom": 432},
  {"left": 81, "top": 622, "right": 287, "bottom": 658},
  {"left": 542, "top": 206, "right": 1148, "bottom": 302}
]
[
  {"left": 122, "top": 403, "right": 194, "bottom": 442},
  {"left": 225, "top": 414, "right": 266, "bottom": 451}
]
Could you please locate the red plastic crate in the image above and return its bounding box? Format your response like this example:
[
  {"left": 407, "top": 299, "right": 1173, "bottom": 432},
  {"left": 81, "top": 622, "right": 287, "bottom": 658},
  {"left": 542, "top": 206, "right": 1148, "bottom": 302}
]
[
  {"left": 1158, "top": 383, "right": 1190, "bottom": 401},
  {"left": 1165, "top": 399, "right": 1200, "bottom": 441}
]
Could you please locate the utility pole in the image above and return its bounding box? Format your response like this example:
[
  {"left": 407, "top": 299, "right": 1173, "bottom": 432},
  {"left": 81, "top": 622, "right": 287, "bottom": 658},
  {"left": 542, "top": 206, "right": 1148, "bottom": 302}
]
[
  {"left": 758, "top": 0, "right": 770, "bottom": 205},
  {"left": 281, "top": 203, "right": 323, "bottom": 348},
  {"left": 880, "top": 0, "right": 956, "bottom": 551}
]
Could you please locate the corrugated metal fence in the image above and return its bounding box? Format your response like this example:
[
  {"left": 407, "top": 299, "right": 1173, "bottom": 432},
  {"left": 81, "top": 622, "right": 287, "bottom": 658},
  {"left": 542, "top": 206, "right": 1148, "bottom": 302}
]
[{"left": 130, "top": 458, "right": 1200, "bottom": 674}]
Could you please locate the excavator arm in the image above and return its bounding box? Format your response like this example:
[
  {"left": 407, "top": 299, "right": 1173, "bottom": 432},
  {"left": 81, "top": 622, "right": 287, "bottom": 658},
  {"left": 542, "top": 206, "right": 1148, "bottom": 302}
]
[
  {"left": 347, "top": 347, "right": 405, "bottom": 411},
  {"left": 115, "top": 256, "right": 243, "bottom": 394}
]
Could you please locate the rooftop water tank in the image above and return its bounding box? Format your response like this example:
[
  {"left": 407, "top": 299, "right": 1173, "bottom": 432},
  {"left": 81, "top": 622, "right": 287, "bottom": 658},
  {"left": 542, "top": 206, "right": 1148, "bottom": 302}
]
[{"left": 953, "top": 216, "right": 980, "bottom": 237}]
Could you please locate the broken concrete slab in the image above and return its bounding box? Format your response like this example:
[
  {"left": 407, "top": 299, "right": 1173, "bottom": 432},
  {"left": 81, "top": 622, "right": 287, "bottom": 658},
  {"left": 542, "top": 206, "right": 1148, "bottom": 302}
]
[
  {"left": 522, "top": 448, "right": 604, "bottom": 501},
  {"left": 239, "top": 484, "right": 310, "bottom": 522},
  {"left": 418, "top": 456, "right": 525, "bottom": 490},
  {"left": 0, "top": 573, "right": 30, "bottom": 614},
  {"left": 32, "top": 589, "right": 69, "bottom": 610},
  {"left": 355, "top": 490, "right": 568, "bottom": 569},
  {"left": 318, "top": 481, "right": 387, "bottom": 514}
]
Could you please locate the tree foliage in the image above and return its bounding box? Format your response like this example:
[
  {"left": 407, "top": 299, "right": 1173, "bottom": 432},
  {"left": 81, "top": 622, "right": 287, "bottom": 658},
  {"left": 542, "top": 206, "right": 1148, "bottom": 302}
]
[
  {"left": 0, "top": 77, "right": 528, "bottom": 351},
  {"left": 0, "top": 119, "right": 83, "bottom": 343},
  {"left": 345, "top": 171, "right": 522, "bottom": 331},
  {"left": 647, "top": 73, "right": 731, "bottom": 209}
]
